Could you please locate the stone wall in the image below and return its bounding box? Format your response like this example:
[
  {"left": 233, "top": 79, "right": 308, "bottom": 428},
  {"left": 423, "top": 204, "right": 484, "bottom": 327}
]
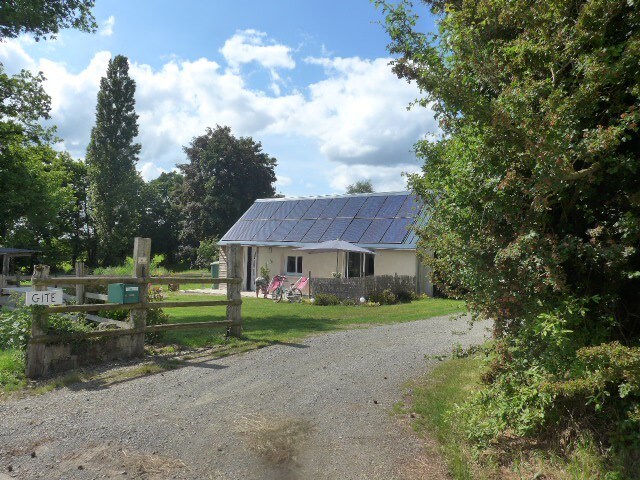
[{"left": 309, "top": 275, "right": 416, "bottom": 300}]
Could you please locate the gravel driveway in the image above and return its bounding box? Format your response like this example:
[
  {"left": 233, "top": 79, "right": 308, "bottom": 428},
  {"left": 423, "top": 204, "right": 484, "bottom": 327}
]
[{"left": 0, "top": 315, "right": 489, "bottom": 480}]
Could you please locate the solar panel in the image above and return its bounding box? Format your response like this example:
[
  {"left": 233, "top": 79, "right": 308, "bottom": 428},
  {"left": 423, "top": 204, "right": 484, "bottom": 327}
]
[
  {"left": 320, "top": 218, "right": 351, "bottom": 242},
  {"left": 241, "top": 202, "right": 267, "bottom": 220},
  {"left": 377, "top": 195, "right": 406, "bottom": 218},
  {"left": 302, "top": 199, "right": 330, "bottom": 219},
  {"left": 396, "top": 195, "right": 421, "bottom": 218},
  {"left": 259, "top": 201, "right": 283, "bottom": 220},
  {"left": 336, "top": 197, "right": 366, "bottom": 218},
  {"left": 268, "top": 220, "right": 296, "bottom": 241},
  {"left": 341, "top": 219, "right": 372, "bottom": 243},
  {"left": 245, "top": 220, "right": 267, "bottom": 241},
  {"left": 227, "top": 220, "right": 255, "bottom": 240},
  {"left": 320, "top": 198, "right": 348, "bottom": 218},
  {"left": 252, "top": 220, "right": 282, "bottom": 241},
  {"left": 221, "top": 221, "right": 246, "bottom": 241},
  {"left": 360, "top": 219, "right": 393, "bottom": 243},
  {"left": 284, "top": 219, "right": 316, "bottom": 242},
  {"left": 356, "top": 196, "right": 386, "bottom": 218},
  {"left": 286, "top": 199, "right": 314, "bottom": 219},
  {"left": 381, "top": 217, "right": 412, "bottom": 243},
  {"left": 301, "top": 219, "right": 332, "bottom": 242},
  {"left": 272, "top": 201, "right": 296, "bottom": 219}
]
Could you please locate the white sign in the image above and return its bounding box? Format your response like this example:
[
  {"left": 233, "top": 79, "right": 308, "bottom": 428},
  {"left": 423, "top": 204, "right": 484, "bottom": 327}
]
[{"left": 25, "top": 289, "right": 64, "bottom": 306}]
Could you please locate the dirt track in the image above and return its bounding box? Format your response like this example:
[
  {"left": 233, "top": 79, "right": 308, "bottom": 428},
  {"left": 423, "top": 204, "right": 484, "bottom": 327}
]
[{"left": 0, "top": 315, "right": 489, "bottom": 479}]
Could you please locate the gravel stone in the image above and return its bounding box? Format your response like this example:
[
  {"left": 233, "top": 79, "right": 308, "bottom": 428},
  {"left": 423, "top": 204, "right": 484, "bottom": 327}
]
[{"left": 0, "top": 314, "right": 489, "bottom": 479}]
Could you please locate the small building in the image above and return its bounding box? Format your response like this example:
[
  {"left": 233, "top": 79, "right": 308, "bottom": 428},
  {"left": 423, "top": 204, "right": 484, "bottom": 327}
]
[{"left": 218, "top": 191, "right": 432, "bottom": 296}]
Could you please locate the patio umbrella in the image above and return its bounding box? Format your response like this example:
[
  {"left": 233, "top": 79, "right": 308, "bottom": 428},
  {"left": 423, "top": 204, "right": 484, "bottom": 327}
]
[{"left": 294, "top": 239, "right": 375, "bottom": 277}]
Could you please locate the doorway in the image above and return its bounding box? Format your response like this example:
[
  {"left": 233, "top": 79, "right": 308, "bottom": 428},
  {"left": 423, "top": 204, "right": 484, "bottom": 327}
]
[{"left": 246, "top": 247, "right": 253, "bottom": 291}]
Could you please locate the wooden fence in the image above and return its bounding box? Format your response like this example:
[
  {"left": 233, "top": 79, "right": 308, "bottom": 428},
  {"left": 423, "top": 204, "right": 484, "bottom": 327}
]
[{"left": 24, "top": 238, "right": 243, "bottom": 378}]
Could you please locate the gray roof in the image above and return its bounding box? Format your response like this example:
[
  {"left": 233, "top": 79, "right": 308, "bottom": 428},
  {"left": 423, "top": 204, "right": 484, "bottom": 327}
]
[{"left": 219, "top": 191, "right": 427, "bottom": 249}]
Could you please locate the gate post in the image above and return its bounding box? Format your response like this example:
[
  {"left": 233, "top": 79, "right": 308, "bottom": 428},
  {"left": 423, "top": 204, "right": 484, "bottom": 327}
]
[
  {"left": 130, "top": 237, "right": 151, "bottom": 356},
  {"left": 75, "top": 261, "right": 85, "bottom": 304},
  {"left": 226, "top": 245, "right": 242, "bottom": 337},
  {"left": 26, "top": 265, "right": 50, "bottom": 378}
]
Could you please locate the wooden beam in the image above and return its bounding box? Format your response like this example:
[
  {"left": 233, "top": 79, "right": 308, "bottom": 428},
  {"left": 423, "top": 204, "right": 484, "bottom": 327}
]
[
  {"left": 46, "top": 299, "right": 240, "bottom": 314},
  {"left": 75, "top": 261, "right": 85, "bottom": 304},
  {"left": 32, "top": 276, "right": 242, "bottom": 286},
  {"left": 29, "top": 320, "right": 234, "bottom": 344},
  {"left": 85, "top": 292, "right": 108, "bottom": 301}
]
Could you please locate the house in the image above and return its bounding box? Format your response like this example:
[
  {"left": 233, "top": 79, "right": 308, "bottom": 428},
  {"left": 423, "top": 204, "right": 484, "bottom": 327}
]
[{"left": 218, "top": 191, "right": 432, "bottom": 296}]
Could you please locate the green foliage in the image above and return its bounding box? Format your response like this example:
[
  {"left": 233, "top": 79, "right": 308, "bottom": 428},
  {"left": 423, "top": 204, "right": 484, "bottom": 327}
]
[
  {"left": 346, "top": 179, "right": 374, "bottom": 194},
  {"left": 378, "top": 0, "right": 640, "bottom": 473},
  {"left": 195, "top": 237, "right": 220, "bottom": 269},
  {"left": 92, "top": 254, "right": 167, "bottom": 276},
  {"left": 0, "top": 0, "right": 96, "bottom": 40},
  {"left": 369, "top": 288, "right": 398, "bottom": 305},
  {"left": 0, "top": 349, "right": 26, "bottom": 391},
  {"left": 178, "top": 125, "right": 277, "bottom": 264},
  {"left": 313, "top": 293, "right": 341, "bottom": 306},
  {"left": 86, "top": 54, "right": 143, "bottom": 266},
  {"left": 259, "top": 261, "right": 272, "bottom": 282},
  {"left": 0, "top": 306, "right": 93, "bottom": 351}
]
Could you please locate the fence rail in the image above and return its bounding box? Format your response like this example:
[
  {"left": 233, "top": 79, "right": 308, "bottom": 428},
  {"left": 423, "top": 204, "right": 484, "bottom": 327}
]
[{"left": 25, "top": 239, "right": 243, "bottom": 378}]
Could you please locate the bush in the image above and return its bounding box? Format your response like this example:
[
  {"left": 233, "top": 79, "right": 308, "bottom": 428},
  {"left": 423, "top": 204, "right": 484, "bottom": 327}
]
[
  {"left": 369, "top": 289, "right": 398, "bottom": 305},
  {"left": 93, "top": 254, "right": 168, "bottom": 276},
  {"left": 0, "top": 306, "right": 94, "bottom": 351},
  {"left": 313, "top": 294, "right": 340, "bottom": 306}
]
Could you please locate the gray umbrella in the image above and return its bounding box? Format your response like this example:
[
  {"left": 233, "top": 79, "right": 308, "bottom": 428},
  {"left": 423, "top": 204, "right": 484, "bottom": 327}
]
[{"left": 295, "top": 240, "right": 375, "bottom": 277}]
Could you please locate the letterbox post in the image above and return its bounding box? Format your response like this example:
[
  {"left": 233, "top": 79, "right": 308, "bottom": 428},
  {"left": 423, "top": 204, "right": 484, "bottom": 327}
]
[{"left": 130, "top": 237, "right": 151, "bottom": 355}]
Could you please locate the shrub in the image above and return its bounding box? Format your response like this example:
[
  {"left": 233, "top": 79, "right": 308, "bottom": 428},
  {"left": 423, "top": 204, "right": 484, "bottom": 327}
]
[
  {"left": 341, "top": 298, "right": 358, "bottom": 306},
  {"left": 313, "top": 294, "right": 340, "bottom": 306},
  {"left": 369, "top": 289, "right": 398, "bottom": 305},
  {"left": 0, "top": 306, "right": 94, "bottom": 351}
]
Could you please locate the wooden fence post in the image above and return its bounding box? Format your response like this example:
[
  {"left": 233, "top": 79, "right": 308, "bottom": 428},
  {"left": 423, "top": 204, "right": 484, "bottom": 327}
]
[
  {"left": 1, "top": 254, "right": 9, "bottom": 289},
  {"left": 26, "top": 265, "right": 50, "bottom": 378},
  {"left": 226, "top": 244, "right": 242, "bottom": 337},
  {"left": 130, "top": 237, "right": 151, "bottom": 355},
  {"left": 75, "top": 261, "right": 85, "bottom": 304}
]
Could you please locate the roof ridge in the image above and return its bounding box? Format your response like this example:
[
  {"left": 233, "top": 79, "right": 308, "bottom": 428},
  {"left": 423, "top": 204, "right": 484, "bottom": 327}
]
[{"left": 255, "top": 191, "right": 411, "bottom": 202}]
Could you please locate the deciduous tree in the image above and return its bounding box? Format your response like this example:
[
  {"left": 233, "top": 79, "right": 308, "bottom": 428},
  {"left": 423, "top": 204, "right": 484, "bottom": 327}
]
[{"left": 178, "top": 125, "right": 276, "bottom": 264}]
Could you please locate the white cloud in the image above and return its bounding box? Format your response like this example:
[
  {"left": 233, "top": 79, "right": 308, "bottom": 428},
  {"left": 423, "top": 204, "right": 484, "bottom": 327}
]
[
  {"left": 0, "top": 32, "right": 437, "bottom": 190},
  {"left": 100, "top": 16, "right": 115, "bottom": 37},
  {"left": 276, "top": 175, "right": 292, "bottom": 187},
  {"left": 140, "top": 161, "right": 167, "bottom": 180},
  {"left": 220, "top": 29, "right": 295, "bottom": 71}
]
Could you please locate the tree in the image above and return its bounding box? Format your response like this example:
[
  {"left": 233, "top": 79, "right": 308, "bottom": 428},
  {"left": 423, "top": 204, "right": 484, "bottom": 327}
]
[
  {"left": 346, "top": 179, "right": 374, "bottom": 194},
  {"left": 140, "top": 171, "right": 183, "bottom": 265},
  {"left": 178, "top": 125, "right": 277, "bottom": 264},
  {"left": 0, "top": 0, "right": 96, "bottom": 40},
  {"left": 379, "top": 0, "right": 640, "bottom": 466},
  {"left": 86, "top": 55, "right": 143, "bottom": 266}
]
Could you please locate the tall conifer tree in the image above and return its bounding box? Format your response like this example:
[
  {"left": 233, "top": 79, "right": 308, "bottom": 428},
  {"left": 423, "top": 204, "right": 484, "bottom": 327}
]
[{"left": 86, "top": 55, "right": 142, "bottom": 265}]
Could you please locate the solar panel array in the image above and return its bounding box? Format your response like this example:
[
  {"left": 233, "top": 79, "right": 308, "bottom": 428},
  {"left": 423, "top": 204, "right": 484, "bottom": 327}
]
[{"left": 221, "top": 194, "right": 422, "bottom": 245}]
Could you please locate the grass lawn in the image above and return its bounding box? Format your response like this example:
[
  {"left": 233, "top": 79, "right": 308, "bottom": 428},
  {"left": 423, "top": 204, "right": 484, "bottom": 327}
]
[
  {"left": 159, "top": 293, "right": 465, "bottom": 348},
  {"left": 0, "top": 294, "right": 464, "bottom": 396}
]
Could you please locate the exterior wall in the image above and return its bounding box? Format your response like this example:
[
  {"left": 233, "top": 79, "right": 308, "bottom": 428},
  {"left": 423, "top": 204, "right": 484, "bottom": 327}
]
[{"left": 220, "top": 244, "right": 433, "bottom": 296}]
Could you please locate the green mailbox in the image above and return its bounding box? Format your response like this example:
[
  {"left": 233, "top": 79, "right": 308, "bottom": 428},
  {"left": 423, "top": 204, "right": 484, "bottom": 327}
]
[
  {"left": 211, "top": 261, "right": 220, "bottom": 289},
  {"left": 108, "top": 283, "right": 140, "bottom": 304}
]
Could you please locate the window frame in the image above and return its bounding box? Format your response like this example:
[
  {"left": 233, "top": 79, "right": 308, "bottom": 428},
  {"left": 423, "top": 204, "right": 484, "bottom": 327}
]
[{"left": 286, "top": 255, "right": 303, "bottom": 274}]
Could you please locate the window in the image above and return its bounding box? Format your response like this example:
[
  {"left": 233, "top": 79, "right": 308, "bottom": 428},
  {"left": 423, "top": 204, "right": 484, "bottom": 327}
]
[
  {"left": 346, "top": 252, "right": 375, "bottom": 278},
  {"left": 287, "top": 255, "right": 303, "bottom": 274}
]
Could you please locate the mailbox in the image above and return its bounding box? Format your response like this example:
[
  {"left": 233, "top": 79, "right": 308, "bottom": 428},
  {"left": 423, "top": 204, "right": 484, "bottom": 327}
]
[{"left": 107, "top": 283, "right": 140, "bottom": 304}]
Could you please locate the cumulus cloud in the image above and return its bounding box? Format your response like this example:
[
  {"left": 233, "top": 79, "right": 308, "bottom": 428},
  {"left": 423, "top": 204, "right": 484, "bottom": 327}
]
[
  {"left": 100, "top": 16, "right": 115, "bottom": 37},
  {"left": 220, "top": 29, "right": 295, "bottom": 71},
  {"left": 0, "top": 31, "right": 437, "bottom": 192}
]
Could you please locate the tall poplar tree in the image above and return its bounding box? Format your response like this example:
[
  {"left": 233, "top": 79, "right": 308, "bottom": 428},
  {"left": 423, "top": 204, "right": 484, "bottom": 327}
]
[{"left": 86, "top": 55, "right": 142, "bottom": 265}]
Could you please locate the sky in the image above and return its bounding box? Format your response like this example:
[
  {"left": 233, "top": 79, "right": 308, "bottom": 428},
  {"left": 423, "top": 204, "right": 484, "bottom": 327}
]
[{"left": 0, "top": 0, "right": 439, "bottom": 196}]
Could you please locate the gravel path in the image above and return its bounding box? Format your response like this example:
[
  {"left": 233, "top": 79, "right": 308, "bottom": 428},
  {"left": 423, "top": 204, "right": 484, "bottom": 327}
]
[{"left": 0, "top": 315, "right": 490, "bottom": 480}]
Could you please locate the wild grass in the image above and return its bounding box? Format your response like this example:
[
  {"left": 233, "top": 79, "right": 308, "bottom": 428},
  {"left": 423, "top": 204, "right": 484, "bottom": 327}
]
[{"left": 405, "top": 355, "right": 614, "bottom": 480}]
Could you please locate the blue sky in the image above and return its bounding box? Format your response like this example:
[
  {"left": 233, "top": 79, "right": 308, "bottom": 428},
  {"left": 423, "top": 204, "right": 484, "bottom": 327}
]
[{"left": 0, "top": 0, "right": 438, "bottom": 196}]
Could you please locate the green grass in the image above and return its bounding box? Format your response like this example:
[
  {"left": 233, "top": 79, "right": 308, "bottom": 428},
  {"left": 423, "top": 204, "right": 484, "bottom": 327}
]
[
  {"left": 0, "top": 293, "right": 464, "bottom": 396},
  {"left": 0, "top": 349, "right": 26, "bottom": 392},
  {"left": 160, "top": 293, "right": 465, "bottom": 348},
  {"left": 405, "top": 356, "right": 484, "bottom": 479}
]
